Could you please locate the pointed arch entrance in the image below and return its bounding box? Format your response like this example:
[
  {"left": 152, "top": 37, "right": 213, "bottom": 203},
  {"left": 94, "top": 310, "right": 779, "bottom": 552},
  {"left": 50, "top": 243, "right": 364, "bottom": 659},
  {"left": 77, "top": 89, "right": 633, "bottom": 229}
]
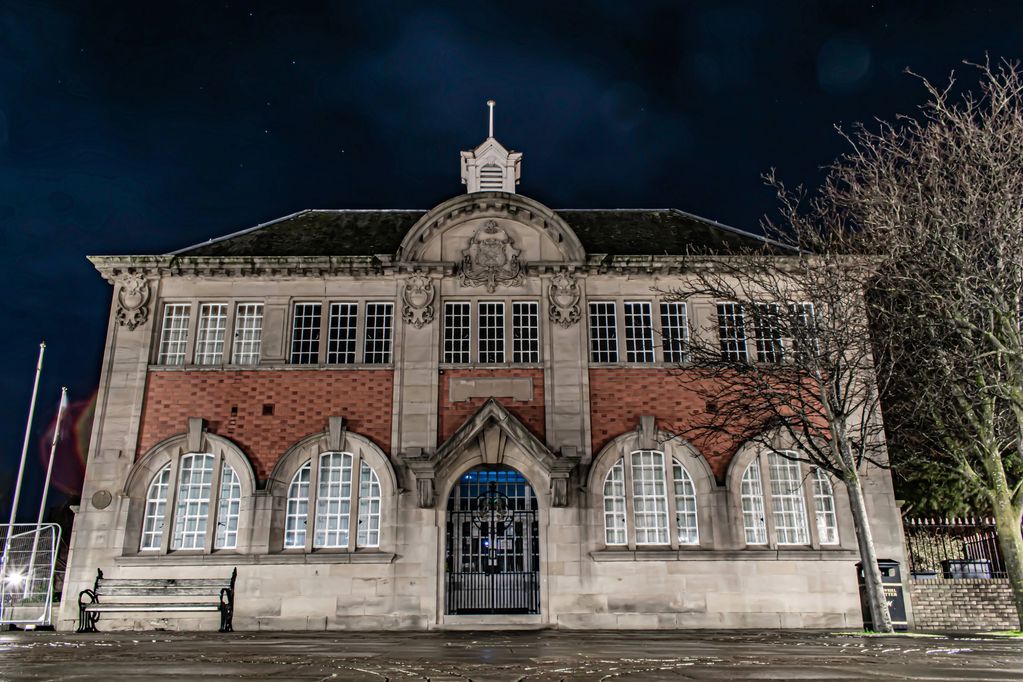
[{"left": 445, "top": 465, "right": 540, "bottom": 615}]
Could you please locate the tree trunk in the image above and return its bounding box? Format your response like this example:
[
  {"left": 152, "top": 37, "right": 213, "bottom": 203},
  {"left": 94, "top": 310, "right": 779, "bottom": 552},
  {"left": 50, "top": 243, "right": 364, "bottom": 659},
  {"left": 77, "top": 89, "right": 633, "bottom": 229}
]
[
  {"left": 846, "top": 472, "right": 894, "bottom": 632},
  {"left": 989, "top": 474, "right": 1023, "bottom": 629}
]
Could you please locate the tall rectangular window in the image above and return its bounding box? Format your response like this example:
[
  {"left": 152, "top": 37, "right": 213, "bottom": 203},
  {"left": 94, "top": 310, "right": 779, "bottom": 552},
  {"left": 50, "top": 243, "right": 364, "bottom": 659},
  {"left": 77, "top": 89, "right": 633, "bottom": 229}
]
[
  {"left": 327, "top": 303, "right": 358, "bottom": 364},
  {"left": 171, "top": 453, "right": 214, "bottom": 550},
  {"left": 478, "top": 301, "right": 505, "bottom": 363},
  {"left": 314, "top": 453, "right": 352, "bottom": 548},
  {"left": 753, "top": 303, "right": 784, "bottom": 363},
  {"left": 631, "top": 450, "right": 669, "bottom": 545},
  {"left": 232, "top": 303, "right": 263, "bottom": 365},
  {"left": 588, "top": 301, "right": 619, "bottom": 363},
  {"left": 193, "top": 303, "right": 228, "bottom": 365},
  {"left": 717, "top": 302, "right": 747, "bottom": 361},
  {"left": 788, "top": 302, "right": 818, "bottom": 361},
  {"left": 443, "top": 302, "right": 471, "bottom": 364},
  {"left": 290, "top": 303, "right": 322, "bottom": 364},
  {"left": 768, "top": 452, "right": 810, "bottom": 545},
  {"left": 512, "top": 301, "right": 540, "bottom": 363},
  {"left": 363, "top": 302, "right": 393, "bottom": 364},
  {"left": 157, "top": 303, "right": 191, "bottom": 365},
  {"left": 659, "top": 301, "right": 688, "bottom": 363},
  {"left": 623, "top": 301, "right": 655, "bottom": 363}
]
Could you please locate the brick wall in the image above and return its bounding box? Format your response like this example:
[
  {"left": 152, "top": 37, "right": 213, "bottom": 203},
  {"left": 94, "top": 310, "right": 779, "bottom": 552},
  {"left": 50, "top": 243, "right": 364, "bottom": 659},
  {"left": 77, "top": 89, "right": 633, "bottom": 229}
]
[
  {"left": 588, "top": 368, "right": 734, "bottom": 480},
  {"left": 138, "top": 370, "right": 394, "bottom": 479},
  {"left": 909, "top": 579, "right": 1018, "bottom": 631},
  {"left": 438, "top": 368, "right": 545, "bottom": 445}
]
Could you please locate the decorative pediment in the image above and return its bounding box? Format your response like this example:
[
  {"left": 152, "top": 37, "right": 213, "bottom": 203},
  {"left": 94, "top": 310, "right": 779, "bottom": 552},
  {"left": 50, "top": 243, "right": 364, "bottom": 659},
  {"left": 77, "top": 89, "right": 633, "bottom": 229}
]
[
  {"left": 399, "top": 398, "right": 580, "bottom": 508},
  {"left": 394, "top": 193, "right": 586, "bottom": 266}
]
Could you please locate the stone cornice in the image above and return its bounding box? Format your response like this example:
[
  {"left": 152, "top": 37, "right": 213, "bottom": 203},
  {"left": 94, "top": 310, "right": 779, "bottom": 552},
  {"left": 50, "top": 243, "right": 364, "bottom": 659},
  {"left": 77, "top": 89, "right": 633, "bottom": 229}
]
[
  {"left": 88, "top": 252, "right": 839, "bottom": 283},
  {"left": 88, "top": 254, "right": 393, "bottom": 282}
]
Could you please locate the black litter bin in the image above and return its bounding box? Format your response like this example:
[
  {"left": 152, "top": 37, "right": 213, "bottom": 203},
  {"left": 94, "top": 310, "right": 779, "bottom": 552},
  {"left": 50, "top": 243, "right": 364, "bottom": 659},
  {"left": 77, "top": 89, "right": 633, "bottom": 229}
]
[{"left": 857, "top": 559, "right": 908, "bottom": 631}]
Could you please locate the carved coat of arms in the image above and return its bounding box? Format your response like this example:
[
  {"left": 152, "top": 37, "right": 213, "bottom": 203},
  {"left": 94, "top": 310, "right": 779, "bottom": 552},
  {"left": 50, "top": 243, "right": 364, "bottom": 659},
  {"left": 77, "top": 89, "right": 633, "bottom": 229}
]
[
  {"left": 401, "top": 273, "right": 435, "bottom": 328},
  {"left": 548, "top": 271, "right": 581, "bottom": 327},
  {"left": 459, "top": 220, "right": 523, "bottom": 292},
  {"left": 115, "top": 273, "right": 151, "bottom": 331}
]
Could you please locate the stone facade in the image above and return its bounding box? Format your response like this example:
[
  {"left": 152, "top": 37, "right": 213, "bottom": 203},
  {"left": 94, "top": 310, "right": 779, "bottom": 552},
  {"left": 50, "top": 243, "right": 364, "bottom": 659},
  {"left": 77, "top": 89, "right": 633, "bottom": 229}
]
[
  {"left": 58, "top": 129, "right": 911, "bottom": 631},
  {"left": 909, "top": 579, "right": 1017, "bottom": 631}
]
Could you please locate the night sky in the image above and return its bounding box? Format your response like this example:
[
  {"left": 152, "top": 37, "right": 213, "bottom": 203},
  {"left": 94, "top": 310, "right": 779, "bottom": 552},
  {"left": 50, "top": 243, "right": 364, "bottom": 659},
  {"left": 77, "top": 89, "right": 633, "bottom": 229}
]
[{"left": 2, "top": 1, "right": 1021, "bottom": 521}]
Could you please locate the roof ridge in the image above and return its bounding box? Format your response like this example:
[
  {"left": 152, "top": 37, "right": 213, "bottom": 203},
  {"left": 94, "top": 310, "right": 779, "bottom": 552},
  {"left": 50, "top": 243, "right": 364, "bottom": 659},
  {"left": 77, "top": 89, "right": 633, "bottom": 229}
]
[
  {"left": 666, "top": 208, "right": 790, "bottom": 249},
  {"left": 303, "top": 209, "right": 427, "bottom": 213},
  {"left": 168, "top": 209, "right": 313, "bottom": 256}
]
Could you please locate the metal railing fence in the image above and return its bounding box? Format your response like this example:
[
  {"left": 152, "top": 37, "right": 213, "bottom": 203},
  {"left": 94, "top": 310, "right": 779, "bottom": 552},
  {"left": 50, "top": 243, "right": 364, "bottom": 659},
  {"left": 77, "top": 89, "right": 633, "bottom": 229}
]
[{"left": 903, "top": 516, "right": 1019, "bottom": 580}]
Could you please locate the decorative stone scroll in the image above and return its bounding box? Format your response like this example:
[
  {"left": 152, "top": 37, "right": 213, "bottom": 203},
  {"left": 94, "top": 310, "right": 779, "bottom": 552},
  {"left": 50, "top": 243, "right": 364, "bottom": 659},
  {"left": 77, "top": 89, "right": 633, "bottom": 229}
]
[
  {"left": 459, "top": 220, "right": 523, "bottom": 292},
  {"left": 548, "top": 271, "right": 581, "bottom": 327},
  {"left": 401, "top": 273, "right": 435, "bottom": 328},
  {"left": 114, "top": 273, "right": 151, "bottom": 331}
]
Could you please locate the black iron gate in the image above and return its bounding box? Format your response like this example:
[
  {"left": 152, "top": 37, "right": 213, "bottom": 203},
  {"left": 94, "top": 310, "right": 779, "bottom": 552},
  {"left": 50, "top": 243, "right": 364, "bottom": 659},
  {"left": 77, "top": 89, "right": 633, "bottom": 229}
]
[{"left": 445, "top": 466, "right": 539, "bottom": 615}]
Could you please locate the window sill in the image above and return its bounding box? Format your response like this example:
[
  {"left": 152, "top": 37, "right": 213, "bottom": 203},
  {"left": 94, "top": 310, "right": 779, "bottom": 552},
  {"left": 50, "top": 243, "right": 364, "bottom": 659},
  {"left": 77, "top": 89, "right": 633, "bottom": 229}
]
[
  {"left": 438, "top": 363, "right": 544, "bottom": 370},
  {"left": 148, "top": 363, "right": 395, "bottom": 371},
  {"left": 116, "top": 551, "right": 396, "bottom": 566},
  {"left": 586, "top": 362, "right": 683, "bottom": 369},
  {"left": 589, "top": 548, "right": 858, "bottom": 562}
]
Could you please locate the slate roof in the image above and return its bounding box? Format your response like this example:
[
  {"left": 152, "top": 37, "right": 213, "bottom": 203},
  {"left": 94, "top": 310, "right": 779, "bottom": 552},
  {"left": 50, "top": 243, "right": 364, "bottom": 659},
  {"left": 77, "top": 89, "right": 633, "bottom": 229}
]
[{"left": 174, "top": 208, "right": 772, "bottom": 258}]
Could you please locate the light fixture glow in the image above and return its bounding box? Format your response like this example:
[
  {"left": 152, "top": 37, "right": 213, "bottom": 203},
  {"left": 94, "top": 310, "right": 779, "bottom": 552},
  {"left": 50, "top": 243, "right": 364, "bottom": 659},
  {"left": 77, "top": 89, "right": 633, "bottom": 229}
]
[{"left": 5, "top": 571, "right": 24, "bottom": 587}]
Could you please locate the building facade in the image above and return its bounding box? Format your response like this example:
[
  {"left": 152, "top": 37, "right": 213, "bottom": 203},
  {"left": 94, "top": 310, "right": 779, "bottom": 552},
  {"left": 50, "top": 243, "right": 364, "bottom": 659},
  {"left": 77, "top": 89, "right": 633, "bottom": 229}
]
[{"left": 59, "top": 126, "right": 910, "bottom": 630}]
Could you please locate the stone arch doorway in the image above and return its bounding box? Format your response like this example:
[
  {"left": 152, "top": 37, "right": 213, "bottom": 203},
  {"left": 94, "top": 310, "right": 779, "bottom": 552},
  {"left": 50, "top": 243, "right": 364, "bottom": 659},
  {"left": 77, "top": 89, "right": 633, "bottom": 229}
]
[{"left": 444, "top": 464, "right": 540, "bottom": 615}]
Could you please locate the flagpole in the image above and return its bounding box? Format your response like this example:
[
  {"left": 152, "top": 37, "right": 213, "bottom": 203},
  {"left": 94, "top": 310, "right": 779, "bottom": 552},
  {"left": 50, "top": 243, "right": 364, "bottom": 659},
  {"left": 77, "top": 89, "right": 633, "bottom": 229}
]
[
  {"left": 24, "top": 387, "right": 68, "bottom": 600},
  {"left": 7, "top": 342, "right": 45, "bottom": 528},
  {"left": 34, "top": 387, "right": 68, "bottom": 531}
]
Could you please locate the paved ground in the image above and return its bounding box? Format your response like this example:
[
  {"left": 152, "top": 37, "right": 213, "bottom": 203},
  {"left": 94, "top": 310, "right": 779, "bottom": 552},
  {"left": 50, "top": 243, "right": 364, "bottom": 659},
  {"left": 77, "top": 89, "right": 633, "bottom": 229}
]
[{"left": 0, "top": 630, "right": 1021, "bottom": 680}]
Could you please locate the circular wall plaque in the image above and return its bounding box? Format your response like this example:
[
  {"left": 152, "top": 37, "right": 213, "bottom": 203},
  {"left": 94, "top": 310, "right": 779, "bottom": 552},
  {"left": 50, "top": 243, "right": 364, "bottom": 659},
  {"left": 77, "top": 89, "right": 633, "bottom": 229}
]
[{"left": 91, "top": 490, "right": 112, "bottom": 510}]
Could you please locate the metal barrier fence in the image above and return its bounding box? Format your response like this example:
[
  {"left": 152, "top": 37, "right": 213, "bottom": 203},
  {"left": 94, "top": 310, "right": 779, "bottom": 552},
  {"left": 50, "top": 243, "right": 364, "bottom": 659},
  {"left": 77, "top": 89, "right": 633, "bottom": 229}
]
[
  {"left": 904, "top": 517, "right": 1015, "bottom": 580},
  {"left": 0, "top": 523, "right": 61, "bottom": 627}
]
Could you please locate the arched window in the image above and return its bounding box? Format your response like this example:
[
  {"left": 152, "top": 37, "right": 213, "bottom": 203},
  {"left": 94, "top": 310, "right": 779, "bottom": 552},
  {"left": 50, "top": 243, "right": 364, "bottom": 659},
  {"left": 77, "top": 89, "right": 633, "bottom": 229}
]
[
  {"left": 672, "top": 460, "right": 699, "bottom": 545},
  {"left": 216, "top": 461, "right": 242, "bottom": 549},
  {"left": 601, "top": 450, "right": 700, "bottom": 547},
  {"left": 740, "top": 460, "right": 767, "bottom": 544},
  {"left": 739, "top": 451, "right": 839, "bottom": 547},
  {"left": 138, "top": 453, "right": 244, "bottom": 553},
  {"left": 283, "top": 452, "right": 382, "bottom": 550},
  {"left": 812, "top": 468, "right": 839, "bottom": 545},
  {"left": 284, "top": 462, "right": 311, "bottom": 548},
  {"left": 140, "top": 464, "right": 171, "bottom": 550},
  {"left": 603, "top": 459, "right": 626, "bottom": 545}
]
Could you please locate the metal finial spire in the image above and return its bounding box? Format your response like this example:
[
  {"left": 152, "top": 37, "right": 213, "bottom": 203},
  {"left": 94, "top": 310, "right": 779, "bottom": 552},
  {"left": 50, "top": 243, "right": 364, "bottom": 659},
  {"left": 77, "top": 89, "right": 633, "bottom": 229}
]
[{"left": 487, "top": 100, "right": 495, "bottom": 137}]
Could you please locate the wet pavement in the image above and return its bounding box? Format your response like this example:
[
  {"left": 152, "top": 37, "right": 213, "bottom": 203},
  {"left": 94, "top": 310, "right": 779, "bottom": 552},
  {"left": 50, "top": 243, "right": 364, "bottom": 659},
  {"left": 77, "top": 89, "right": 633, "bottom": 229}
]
[{"left": 0, "top": 630, "right": 1021, "bottom": 680}]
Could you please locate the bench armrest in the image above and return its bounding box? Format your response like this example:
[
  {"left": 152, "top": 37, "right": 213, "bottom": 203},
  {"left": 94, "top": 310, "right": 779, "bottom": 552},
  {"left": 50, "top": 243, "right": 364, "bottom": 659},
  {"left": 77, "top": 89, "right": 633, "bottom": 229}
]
[{"left": 78, "top": 588, "right": 98, "bottom": 609}]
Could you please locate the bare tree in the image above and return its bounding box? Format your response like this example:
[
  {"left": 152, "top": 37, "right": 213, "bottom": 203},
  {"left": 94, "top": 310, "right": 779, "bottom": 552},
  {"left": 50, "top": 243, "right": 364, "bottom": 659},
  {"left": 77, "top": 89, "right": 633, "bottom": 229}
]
[
  {"left": 832, "top": 60, "right": 1023, "bottom": 628},
  {"left": 660, "top": 198, "right": 896, "bottom": 632}
]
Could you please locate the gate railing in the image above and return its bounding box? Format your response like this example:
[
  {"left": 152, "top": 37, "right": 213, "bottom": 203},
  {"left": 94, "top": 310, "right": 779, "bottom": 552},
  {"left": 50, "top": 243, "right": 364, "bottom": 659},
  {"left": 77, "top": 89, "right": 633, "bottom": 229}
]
[
  {"left": 446, "top": 570, "right": 539, "bottom": 615},
  {"left": 903, "top": 516, "right": 1016, "bottom": 580},
  {"left": 0, "top": 523, "right": 61, "bottom": 627}
]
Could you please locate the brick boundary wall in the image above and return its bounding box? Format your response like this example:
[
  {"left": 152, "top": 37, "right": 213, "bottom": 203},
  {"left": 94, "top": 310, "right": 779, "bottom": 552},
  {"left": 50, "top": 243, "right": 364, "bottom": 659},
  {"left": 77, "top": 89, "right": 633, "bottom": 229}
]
[{"left": 909, "top": 578, "right": 1018, "bottom": 631}]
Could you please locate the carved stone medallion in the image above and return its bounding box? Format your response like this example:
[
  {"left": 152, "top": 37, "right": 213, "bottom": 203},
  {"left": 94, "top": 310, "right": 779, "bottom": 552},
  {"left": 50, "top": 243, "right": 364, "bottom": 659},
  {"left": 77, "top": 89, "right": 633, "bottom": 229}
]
[
  {"left": 91, "top": 489, "right": 112, "bottom": 510},
  {"left": 114, "top": 273, "right": 151, "bottom": 331},
  {"left": 401, "top": 273, "right": 435, "bottom": 328},
  {"left": 459, "top": 220, "right": 523, "bottom": 292},
  {"left": 548, "top": 271, "right": 581, "bottom": 327}
]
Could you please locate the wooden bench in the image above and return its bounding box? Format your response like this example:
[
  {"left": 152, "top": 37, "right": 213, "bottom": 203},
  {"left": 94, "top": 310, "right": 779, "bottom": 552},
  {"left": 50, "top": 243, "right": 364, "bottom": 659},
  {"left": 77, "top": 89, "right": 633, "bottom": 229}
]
[{"left": 77, "top": 568, "right": 236, "bottom": 632}]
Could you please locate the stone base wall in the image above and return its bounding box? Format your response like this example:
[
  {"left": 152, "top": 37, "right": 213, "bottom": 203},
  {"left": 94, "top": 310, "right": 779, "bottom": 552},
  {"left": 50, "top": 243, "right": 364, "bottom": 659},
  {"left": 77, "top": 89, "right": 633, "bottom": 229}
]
[{"left": 909, "top": 578, "right": 1017, "bottom": 631}]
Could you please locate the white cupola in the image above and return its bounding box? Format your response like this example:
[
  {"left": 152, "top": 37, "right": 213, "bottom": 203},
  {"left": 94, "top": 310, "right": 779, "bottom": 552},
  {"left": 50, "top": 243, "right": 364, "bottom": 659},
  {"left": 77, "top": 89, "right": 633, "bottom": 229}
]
[{"left": 460, "top": 100, "right": 522, "bottom": 193}]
